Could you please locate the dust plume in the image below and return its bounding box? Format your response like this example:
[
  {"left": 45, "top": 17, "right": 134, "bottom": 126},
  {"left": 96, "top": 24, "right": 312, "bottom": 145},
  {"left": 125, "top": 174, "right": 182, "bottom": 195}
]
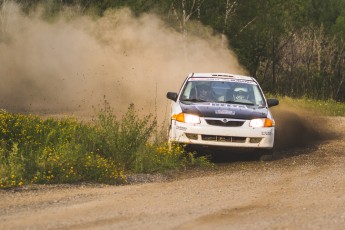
[
  {"left": 0, "top": 3, "right": 245, "bottom": 119},
  {"left": 270, "top": 104, "right": 336, "bottom": 151}
]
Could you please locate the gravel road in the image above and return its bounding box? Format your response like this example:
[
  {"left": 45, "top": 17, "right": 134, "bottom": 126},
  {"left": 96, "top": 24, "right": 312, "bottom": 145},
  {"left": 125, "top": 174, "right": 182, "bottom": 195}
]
[{"left": 1, "top": 116, "right": 345, "bottom": 230}]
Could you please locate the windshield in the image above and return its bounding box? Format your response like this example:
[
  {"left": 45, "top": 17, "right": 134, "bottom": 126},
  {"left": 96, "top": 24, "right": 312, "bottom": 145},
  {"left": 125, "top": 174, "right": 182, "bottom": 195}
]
[{"left": 180, "top": 78, "right": 266, "bottom": 106}]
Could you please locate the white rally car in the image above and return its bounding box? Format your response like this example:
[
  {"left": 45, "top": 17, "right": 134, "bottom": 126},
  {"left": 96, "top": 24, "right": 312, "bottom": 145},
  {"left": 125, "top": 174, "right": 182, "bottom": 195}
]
[{"left": 166, "top": 73, "right": 279, "bottom": 155}]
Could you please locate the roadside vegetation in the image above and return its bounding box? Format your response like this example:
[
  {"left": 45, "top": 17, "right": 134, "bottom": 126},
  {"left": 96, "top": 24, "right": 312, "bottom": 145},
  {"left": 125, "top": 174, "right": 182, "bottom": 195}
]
[
  {"left": 0, "top": 103, "right": 210, "bottom": 189},
  {"left": 276, "top": 97, "right": 345, "bottom": 116},
  {"left": 1, "top": 97, "right": 343, "bottom": 189}
]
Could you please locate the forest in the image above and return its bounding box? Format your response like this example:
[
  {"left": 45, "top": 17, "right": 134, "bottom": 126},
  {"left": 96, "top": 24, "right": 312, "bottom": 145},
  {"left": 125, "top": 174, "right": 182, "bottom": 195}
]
[{"left": 3, "top": 0, "right": 345, "bottom": 101}]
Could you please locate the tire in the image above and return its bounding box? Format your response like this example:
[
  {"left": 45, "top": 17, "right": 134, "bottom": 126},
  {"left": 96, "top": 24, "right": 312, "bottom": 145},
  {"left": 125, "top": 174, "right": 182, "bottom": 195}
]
[{"left": 256, "top": 148, "right": 275, "bottom": 161}]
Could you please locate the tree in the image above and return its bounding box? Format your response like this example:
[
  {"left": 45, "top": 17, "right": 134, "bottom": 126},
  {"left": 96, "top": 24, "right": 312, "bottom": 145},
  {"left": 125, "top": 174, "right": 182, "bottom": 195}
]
[{"left": 168, "top": 0, "right": 204, "bottom": 36}]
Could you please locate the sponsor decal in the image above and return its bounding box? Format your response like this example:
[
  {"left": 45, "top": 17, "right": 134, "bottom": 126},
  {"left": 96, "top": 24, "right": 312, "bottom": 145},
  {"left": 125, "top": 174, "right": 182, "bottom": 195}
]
[
  {"left": 261, "top": 131, "right": 272, "bottom": 135},
  {"left": 210, "top": 103, "right": 247, "bottom": 109},
  {"left": 182, "top": 102, "right": 248, "bottom": 109},
  {"left": 215, "top": 110, "right": 236, "bottom": 115},
  {"left": 188, "top": 78, "right": 256, "bottom": 85},
  {"left": 176, "top": 126, "right": 187, "bottom": 131}
]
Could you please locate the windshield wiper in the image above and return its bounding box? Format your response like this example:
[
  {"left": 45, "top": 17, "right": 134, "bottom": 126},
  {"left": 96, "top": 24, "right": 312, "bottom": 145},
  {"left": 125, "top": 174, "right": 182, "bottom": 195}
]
[
  {"left": 223, "top": 100, "right": 255, "bottom": 106},
  {"left": 181, "top": 98, "right": 208, "bottom": 103}
]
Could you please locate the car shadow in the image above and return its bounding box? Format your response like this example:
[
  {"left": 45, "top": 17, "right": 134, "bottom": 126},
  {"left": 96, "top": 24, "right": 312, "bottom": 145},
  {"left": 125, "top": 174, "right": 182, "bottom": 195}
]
[{"left": 187, "top": 146, "right": 263, "bottom": 163}]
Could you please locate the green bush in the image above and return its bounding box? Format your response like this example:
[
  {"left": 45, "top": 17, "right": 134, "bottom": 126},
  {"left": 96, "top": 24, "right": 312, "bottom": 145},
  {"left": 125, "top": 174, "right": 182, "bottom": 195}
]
[
  {"left": 94, "top": 103, "right": 156, "bottom": 169},
  {"left": 0, "top": 104, "right": 210, "bottom": 189}
]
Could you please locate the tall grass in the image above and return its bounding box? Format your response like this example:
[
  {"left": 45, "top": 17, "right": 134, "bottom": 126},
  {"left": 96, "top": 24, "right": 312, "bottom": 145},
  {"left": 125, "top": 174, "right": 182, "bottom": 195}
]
[
  {"left": 94, "top": 103, "right": 156, "bottom": 169},
  {"left": 276, "top": 97, "right": 345, "bottom": 116},
  {"left": 0, "top": 104, "right": 210, "bottom": 189}
]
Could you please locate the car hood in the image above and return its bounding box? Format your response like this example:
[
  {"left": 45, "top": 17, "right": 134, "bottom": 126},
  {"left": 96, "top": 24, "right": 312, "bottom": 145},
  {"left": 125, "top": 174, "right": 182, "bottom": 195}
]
[{"left": 180, "top": 102, "right": 268, "bottom": 120}]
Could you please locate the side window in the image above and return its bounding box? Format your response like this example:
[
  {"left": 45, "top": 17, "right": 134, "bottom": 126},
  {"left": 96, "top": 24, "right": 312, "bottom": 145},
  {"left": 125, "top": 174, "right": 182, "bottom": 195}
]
[
  {"left": 181, "top": 82, "right": 193, "bottom": 99},
  {"left": 252, "top": 86, "right": 264, "bottom": 106}
]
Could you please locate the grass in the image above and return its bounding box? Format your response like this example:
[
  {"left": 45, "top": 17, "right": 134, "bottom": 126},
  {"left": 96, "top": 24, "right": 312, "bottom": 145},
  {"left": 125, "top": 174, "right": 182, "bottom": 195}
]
[
  {"left": 0, "top": 103, "right": 211, "bottom": 189},
  {"left": 270, "top": 96, "right": 345, "bottom": 116}
]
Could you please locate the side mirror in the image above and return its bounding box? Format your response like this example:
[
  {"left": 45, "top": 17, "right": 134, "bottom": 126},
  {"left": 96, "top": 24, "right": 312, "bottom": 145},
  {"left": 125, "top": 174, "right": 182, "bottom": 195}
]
[
  {"left": 166, "top": 92, "right": 178, "bottom": 102},
  {"left": 267, "top": 98, "right": 279, "bottom": 108}
]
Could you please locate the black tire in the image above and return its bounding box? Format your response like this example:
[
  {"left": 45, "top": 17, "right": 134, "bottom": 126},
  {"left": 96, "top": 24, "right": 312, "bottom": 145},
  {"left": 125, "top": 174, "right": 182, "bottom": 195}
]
[{"left": 256, "top": 148, "right": 275, "bottom": 161}]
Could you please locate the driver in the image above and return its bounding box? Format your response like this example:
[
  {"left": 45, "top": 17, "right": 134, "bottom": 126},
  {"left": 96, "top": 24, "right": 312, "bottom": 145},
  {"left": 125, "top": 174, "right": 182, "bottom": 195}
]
[{"left": 198, "top": 85, "right": 214, "bottom": 101}]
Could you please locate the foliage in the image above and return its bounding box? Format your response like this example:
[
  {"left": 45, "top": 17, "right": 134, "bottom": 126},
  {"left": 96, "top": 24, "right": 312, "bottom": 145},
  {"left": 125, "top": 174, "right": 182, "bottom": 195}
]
[
  {"left": 277, "top": 96, "right": 345, "bottom": 117},
  {"left": 93, "top": 102, "right": 157, "bottom": 169},
  {"left": 0, "top": 109, "right": 124, "bottom": 188},
  {"left": 0, "top": 105, "right": 210, "bottom": 189},
  {"left": 134, "top": 142, "right": 212, "bottom": 173}
]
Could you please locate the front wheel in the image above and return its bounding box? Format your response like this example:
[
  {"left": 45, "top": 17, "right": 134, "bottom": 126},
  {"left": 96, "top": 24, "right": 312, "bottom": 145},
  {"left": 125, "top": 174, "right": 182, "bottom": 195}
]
[{"left": 256, "top": 148, "right": 276, "bottom": 161}]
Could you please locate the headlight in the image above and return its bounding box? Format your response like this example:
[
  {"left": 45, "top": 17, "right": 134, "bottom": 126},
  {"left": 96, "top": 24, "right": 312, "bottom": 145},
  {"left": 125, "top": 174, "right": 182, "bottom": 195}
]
[
  {"left": 249, "top": 118, "right": 275, "bottom": 127},
  {"left": 172, "top": 113, "right": 201, "bottom": 124}
]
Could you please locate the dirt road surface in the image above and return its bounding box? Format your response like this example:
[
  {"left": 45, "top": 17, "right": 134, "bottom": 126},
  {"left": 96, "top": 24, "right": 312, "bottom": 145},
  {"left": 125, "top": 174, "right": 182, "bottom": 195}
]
[{"left": 1, "top": 116, "right": 345, "bottom": 230}]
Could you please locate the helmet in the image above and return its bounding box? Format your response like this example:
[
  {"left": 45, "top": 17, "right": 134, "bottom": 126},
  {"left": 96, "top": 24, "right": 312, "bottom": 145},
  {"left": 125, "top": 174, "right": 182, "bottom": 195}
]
[
  {"left": 233, "top": 87, "right": 249, "bottom": 101},
  {"left": 198, "top": 84, "right": 213, "bottom": 100}
]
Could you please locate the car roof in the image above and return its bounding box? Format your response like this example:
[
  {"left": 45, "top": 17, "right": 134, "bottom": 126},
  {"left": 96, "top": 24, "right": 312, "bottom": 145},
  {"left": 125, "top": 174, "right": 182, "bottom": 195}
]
[{"left": 188, "top": 73, "right": 255, "bottom": 81}]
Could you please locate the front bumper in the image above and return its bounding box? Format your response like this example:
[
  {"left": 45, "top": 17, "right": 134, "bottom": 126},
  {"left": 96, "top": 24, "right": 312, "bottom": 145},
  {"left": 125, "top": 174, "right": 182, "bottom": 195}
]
[{"left": 169, "top": 118, "right": 275, "bottom": 149}]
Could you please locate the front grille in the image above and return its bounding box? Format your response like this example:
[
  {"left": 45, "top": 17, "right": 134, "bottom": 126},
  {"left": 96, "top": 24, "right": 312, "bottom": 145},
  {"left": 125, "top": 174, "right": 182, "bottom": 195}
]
[
  {"left": 201, "top": 135, "right": 246, "bottom": 143},
  {"left": 205, "top": 119, "right": 244, "bottom": 127}
]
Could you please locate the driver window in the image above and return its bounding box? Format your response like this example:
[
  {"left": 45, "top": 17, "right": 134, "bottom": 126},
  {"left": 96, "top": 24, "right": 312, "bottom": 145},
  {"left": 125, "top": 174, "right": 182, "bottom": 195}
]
[{"left": 182, "top": 83, "right": 193, "bottom": 99}]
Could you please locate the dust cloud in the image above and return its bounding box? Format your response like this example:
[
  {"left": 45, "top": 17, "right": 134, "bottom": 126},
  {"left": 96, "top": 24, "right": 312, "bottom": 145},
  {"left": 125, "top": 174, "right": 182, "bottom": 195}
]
[
  {"left": 0, "top": 3, "right": 245, "bottom": 120},
  {"left": 270, "top": 105, "right": 335, "bottom": 151}
]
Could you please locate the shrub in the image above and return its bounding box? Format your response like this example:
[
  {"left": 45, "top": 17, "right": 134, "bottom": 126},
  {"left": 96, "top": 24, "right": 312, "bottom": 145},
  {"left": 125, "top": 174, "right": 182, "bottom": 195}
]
[
  {"left": 0, "top": 104, "right": 211, "bottom": 189},
  {"left": 94, "top": 103, "right": 156, "bottom": 169}
]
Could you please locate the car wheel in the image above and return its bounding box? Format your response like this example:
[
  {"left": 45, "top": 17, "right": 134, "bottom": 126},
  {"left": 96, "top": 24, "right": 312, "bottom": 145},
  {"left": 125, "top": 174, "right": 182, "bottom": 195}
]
[{"left": 256, "top": 148, "right": 276, "bottom": 161}]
